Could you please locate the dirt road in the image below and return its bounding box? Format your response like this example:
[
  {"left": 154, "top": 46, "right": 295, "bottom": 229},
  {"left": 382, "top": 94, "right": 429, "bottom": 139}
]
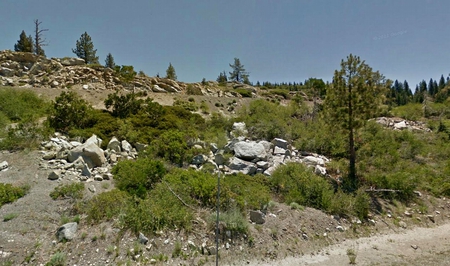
[{"left": 249, "top": 222, "right": 450, "bottom": 266}]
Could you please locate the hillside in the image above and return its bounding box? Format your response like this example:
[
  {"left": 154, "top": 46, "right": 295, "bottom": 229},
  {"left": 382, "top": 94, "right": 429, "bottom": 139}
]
[{"left": 2, "top": 51, "right": 450, "bottom": 266}]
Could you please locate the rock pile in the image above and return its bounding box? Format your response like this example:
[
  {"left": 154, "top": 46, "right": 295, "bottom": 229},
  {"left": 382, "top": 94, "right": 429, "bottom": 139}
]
[
  {"left": 373, "top": 117, "right": 431, "bottom": 132},
  {"left": 40, "top": 123, "right": 330, "bottom": 184},
  {"left": 39, "top": 133, "right": 140, "bottom": 182},
  {"left": 191, "top": 122, "right": 330, "bottom": 177}
]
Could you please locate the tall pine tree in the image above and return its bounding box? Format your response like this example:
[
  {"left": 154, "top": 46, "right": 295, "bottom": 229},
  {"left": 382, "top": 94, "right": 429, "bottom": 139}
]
[
  {"left": 323, "top": 54, "right": 389, "bottom": 190},
  {"left": 229, "top": 58, "right": 249, "bottom": 83},
  {"left": 72, "top": 32, "right": 99, "bottom": 64}
]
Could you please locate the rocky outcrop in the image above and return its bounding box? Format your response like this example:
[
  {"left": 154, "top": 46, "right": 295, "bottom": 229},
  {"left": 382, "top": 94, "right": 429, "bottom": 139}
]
[{"left": 373, "top": 117, "right": 431, "bottom": 132}]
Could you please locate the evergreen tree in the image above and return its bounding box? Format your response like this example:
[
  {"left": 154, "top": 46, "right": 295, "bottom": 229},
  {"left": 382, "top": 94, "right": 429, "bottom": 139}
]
[
  {"left": 72, "top": 32, "right": 99, "bottom": 64},
  {"left": 428, "top": 78, "right": 436, "bottom": 96},
  {"left": 104, "top": 53, "right": 115, "bottom": 69},
  {"left": 216, "top": 71, "right": 228, "bottom": 84},
  {"left": 323, "top": 54, "right": 389, "bottom": 191},
  {"left": 404, "top": 80, "right": 412, "bottom": 97},
  {"left": 165, "top": 63, "right": 177, "bottom": 80},
  {"left": 439, "top": 75, "right": 446, "bottom": 90},
  {"left": 229, "top": 58, "right": 249, "bottom": 83},
  {"left": 14, "top": 30, "right": 33, "bottom": 52}
]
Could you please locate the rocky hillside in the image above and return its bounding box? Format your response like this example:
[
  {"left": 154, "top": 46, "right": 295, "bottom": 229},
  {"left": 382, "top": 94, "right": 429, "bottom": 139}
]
[{"left": 0, "top": 50, "right": 260, "bottom": 98}]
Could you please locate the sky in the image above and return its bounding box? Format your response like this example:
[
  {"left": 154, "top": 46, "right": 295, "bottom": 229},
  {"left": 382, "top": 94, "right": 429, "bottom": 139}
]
[{"left": 1, "top": 0, "right": 449, "bottom": 87}]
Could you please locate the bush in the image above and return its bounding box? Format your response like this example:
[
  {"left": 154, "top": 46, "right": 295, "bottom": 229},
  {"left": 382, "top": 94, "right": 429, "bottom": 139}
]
[
  {"left": 234, "top": 88, "right": 252, "bottom": 98},
  {"left": 122, "top": 182, "right": 193, "bottom": 233},
  {"left": 223, "top": 173, "right": 271, "bottom": 211},
  {"left": 104, "top": 92, "right": 143, "bottom": 118},
  {"left": 50, "top": 183, "right": 85, "bottom": 200},
  {"left": 112, "top": 158, "right": 166, "bottom": 198},
  {"left": 0, "top": 183, "right": 29, "bottom": 207},
  {"left": 0, "top": 87, "right": 49, "bottom": 122},
  {"left": 0, "top": 120, "right": 47, "bottom": 151},
  {"left": 48, "top": 91, "right": 96, "bottom": 133},
  {"left": 270, "top": 163, "right": 334, "bottom": 210},
  {"left": 83, "top": 189, "right": 130, "bottom": 223},
  {"left": 149, "top": 130, "right": 191, "bottom": 166}
]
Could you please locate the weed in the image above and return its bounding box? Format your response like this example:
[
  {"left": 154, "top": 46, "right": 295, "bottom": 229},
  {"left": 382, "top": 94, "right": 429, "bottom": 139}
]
[
  {"left": 347, "top": 248, "right": 357, "bottom": 264},
  {"left": 46, "top": 252, "right": 66, "bottom": 266},
  {"left": 50, "top": 183, "right": 85, "bottom": 200},
  {"left": 289, "top": 202, "right": 304, "bottom": 211},
  {"left": 172, "top": 241, "right": 182, "bottom": 258},
  {"left": 3, "top": 213, "right": 18, "bottom": 222}
]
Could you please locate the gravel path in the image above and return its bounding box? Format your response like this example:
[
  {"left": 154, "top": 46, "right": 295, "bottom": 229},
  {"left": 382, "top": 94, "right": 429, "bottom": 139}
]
[{"left": 248, "top": 222, "right": 450, "bottom": 266}]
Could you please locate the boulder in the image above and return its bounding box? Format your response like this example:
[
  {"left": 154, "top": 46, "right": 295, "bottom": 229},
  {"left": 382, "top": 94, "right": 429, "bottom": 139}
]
[
  {"left": 121, "top": 140, "right": 133, "bottom": 152},
  {"left": 60, "top": 57, "right": 85, "bottom": 66},
  {"left": 249, "top": 210, "right": 266, "bottom": 224},
  {"left": 315, "top": 165, "right": 327, "bottom": 176},
  {"left": 67, "top": 142, "right": 106, "bottom": 168},
  {"left": 233, "top": 141, "right": 267, "bottom": 161},
  {"left": 48, "top": 170, "right": 61, "bottom": 180},
  {"left": 85, "top": 134, "right": 102, "bottom": 147},
  {"left": 228, "top": 157, "right": 257, "bottom": 175},
  {"left": 0, "top": 161, "right": 9, "bottom": 171},
  {"left": 192, "top": 154, "right": 207, "bottom": 166},
  {"left": 302, "top": 156, "right": 325, "bottom": 166},
  {"left": 138, "top": 232, "right": 149, "bottom": 245},
  {"left": 231, "top": 122, "right": 248, "bottom": 137},
  {"left": 107, "top": 137, "right": 121, "bottom": 152},
  {"left": 56, "top": 222, "right": 78, "bottom": 241},
  {"left": 272, "top": 138, "right": 288, "bottom": 149}
]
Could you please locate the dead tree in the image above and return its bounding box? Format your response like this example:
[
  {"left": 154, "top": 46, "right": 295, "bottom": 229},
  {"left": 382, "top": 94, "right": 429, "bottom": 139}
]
[{"left": 34, "top": 19, "right": 48, "bottom": 56}]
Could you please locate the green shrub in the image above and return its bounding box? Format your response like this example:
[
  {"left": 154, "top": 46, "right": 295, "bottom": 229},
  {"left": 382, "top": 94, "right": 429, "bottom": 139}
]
[
  {"left": 45, "top": 252, "right": 66, "bottom": 266},
  {"left": 104, "top": 92, "right": 143, "bottom": 118},
  {"left": 49, "top": 183, "right": 85, "bottom": 200},
  {"left": 0, "top": 120, "right": 47, "bottom": 151},
  {"left": 122, "top": 182, "right": 193, "bottom": 233},
  {"left": 354, "top": 188, "right": 370, "bottom": 220},
  {"left": 270, "top": 163, "right": 334, "bottom": 211},
  {"left": 234, "top": 88, "right": 252, "bottom": 98},
  {"left": 268, "top": 89, "right": 290, "bottom": 99},
  {"left": 0, "top": 87, "right": 49, "bottom": 122},
  {"left": 0, "top": 183, "right": 29, "bottom": 207},
  {"left": 390, "top": 103, "right": 423, "bottom": 121},
  {"left": 112, "top": 158, "right": 166, "bottom": 198},
  {"left": 212, "top": 208, "right": 249, "bottom": 235},
  {"left": 223, "top": 173, "right": 271, "bottom": 211},
  {"left": 3, "top": 213, "right": 18, "bottom": 222},
  {"left": 48, "top": 91, "right": 96, "bottom": 133},
  {"left": 83, "top": 189, "right": 130, "bottom": 223},
  {"left": 149, "top": 130, "right": 190, "bottom": 166}
]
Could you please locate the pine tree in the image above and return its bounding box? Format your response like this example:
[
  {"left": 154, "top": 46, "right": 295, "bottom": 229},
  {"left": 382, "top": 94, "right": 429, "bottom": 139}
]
[
  {"left": 165, "top": 63, "right": 177, "bottom": 80},
  {"left": 439, "top": 75, "right": 446, "bottom": 90},
  {"left": 216, "top": 71, "right": 228, "bottom": 84},
  {"left": 104, "top": 53, "right": 115, "bottom": 69},
  {"left": 428, "top": 78, "right": 436, "bottom": 96},
  {"left": 14, "top": 30, "right": 33, "bottom": 53},
  {"left": 34, "top": 19, "right": 48, "bottom": 56},
  {"left": 72, "top": 32, "right": 99, "bottom": 64},
  {"left": 323, "top": 54, "right": 389, "bottom": 191},
  {"left": 229, "top": 58, "right": 249, "bottom": 83}
]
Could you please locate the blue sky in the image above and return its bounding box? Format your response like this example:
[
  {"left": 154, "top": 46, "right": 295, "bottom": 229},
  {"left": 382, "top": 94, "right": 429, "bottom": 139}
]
[{"left": 1, "top": 0, "right": 449, "bottom": 87}]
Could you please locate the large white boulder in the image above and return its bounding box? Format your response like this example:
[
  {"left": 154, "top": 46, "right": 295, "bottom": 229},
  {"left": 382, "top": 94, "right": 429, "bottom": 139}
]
[
  {"left": 233, "top": 141, "right": 267, "bottom": 162},
  {"left": 67, "top": 142, "right": 106, "bottom": 168}
]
